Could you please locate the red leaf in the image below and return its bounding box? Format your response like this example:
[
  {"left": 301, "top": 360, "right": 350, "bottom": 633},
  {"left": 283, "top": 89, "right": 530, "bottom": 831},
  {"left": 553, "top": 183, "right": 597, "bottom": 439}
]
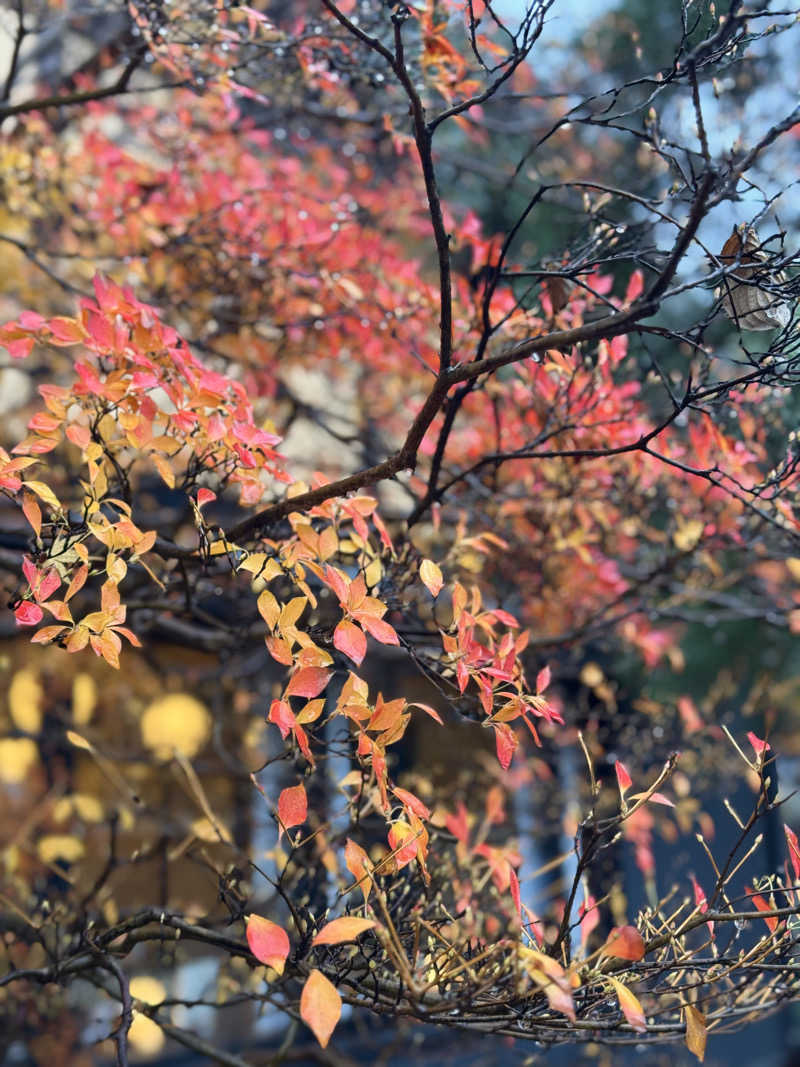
[
  {"left": 690, "top": 874, "right": 714, "bottom": 938},
  {"left": 535, "top": 665, "right": 551, "bottom": 694},
  {"left": 745, "top": 887, "right": 778, "bottom": 933},
  {"left": 333, "top": 619, "right": 367, "bottom": 665},
  {"left": 300, "top": 969, "right": 341, "bottom": 1048},
  {"left": 286, "top": 667, "right": 330, "bottom": 699},
  {"left": 245, "top": 915, "right": 289, "bottom": 974},
  {"left": 786, "top": 824, "right": 800, "bottom": 883},
  {"left": 392, "top": 786, "right": 431, "bottom": 820},
  {"left": 624, "top": 269, "right": 644, "bottom": 304},
  {"left": 196, "top": 488, "right": 216, "bottom": 507},
  {"left": 615, "top": 760, "right": 632, "bottom": 794},
  {"left": 268, "top": 699, "right": 295, "bottom": 739},
  {"left": 493, "top": 723, "right": 518, "bottom": 769},
  {"left": 277, "top": 784, "right": 307, "bottom": 838}
]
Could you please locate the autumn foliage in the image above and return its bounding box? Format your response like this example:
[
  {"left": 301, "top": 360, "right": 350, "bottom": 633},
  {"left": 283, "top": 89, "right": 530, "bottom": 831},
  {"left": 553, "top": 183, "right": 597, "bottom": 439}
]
[{"left": 2, "top": 1, "right": 800, "bottom": 1063}]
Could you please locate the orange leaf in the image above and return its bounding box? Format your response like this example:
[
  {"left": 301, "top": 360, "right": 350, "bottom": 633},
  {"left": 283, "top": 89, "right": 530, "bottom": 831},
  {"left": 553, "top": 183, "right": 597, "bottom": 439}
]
[
  {"left": 312, "top": 917, "right": 377, "bottom": 945},
  {"left": 344, "top": 838, "right": 372, "bottom": 901},
  {"left": 21, "top": 492, "right": 42, "bottom": 538},
  {"left": 277, "top": 784, "right": 307, "bottom": 838},
  {"left": 333, "top": 619, "right": 367, "bottom": 665},
  {"left": 300, "top": 969, "right": 341, "bottom": 1048},
  {"left": 608, "top": 977, "right": 646, "bottom": 1032},
  {"left": 602, "top": 925, "right": 645, "bottom": 961},
  {"left": 245, "top": 915, "right": 290, "bottom": 974}
]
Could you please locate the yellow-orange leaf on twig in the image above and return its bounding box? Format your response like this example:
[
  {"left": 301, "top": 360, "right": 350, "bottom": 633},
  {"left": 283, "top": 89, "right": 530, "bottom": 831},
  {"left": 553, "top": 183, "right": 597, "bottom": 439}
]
[
  {"left": 608, "top": 977, "right": 646, "bottom": 1032},
  {"left": 301, "top": 968, "right": 341, "bottom": 1048},
  {"left": 312, "top": 917, "right": 377, "bottom": 945}
]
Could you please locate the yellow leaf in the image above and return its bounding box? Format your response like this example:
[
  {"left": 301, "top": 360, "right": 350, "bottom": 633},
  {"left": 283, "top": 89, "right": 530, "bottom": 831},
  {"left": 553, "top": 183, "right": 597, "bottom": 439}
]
[
  {"left": 72, "top": 793, "right": 105, "bottom": 822},
  {"left": 0, "top": 738, "right": 39, "bottom": 783},
  {"left": 673, "top": 519, "right": 704, "bottom": 552},
  {"left": 140, "top": 693, "right": 211, "bottom": 759},
  {"left": 419, "top": 558, "right": 444, "bottom": 597},
  {"left": 72, "top": 673, "right": 97, "bottom": 724},
  {"left": 130, "top": 976, "right": 166, "bottom": 1007},
  {"left": 257, "top": 588, "right": 281, "bottom": 630},
  {"left": 37, "top": 834, "right": 85, "bottom": 864},
  {"left": 685, "top": 1004, "right": 706, "bottom": 1062},
  {"left": 279, "top": 596, "right": 307, "bottom": 630},
  {"left": 127, "top": 1013, "right": 164, "bottom": 1057},
  {"left": 22, "top": 480, "right": 61, "bottom": 509},
  {"left": 9, "top": 668, "right": 43, "bottom": 732},
  {"left": 151, "top": 452, "right": 175, "bottom": 489}
]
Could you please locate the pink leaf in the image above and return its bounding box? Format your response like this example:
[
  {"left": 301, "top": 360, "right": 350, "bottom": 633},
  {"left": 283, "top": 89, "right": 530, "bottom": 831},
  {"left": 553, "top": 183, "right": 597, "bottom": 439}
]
[
  {"left": 245, "top": 915, "right": 290, "bottom": 974},
  {"left": 747, "top": 731, "right": 770, "bottom": 757},
  {"left": 15, "top": 601, "right": 43, "bottom": 626}
]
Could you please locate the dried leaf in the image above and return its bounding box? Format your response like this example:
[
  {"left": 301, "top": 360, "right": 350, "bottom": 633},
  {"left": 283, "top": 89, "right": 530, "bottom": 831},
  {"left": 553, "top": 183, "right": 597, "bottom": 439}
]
[{"left": 685, "top": 1004, "right": 707, "bottom": 1061}]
